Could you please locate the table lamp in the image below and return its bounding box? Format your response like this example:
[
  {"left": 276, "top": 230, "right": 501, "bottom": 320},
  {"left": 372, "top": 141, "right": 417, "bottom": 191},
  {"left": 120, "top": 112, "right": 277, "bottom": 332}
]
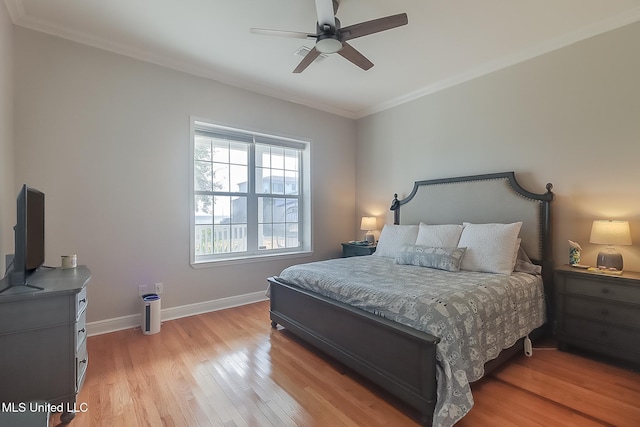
[
  {"left": 589, "top": 220, "right": 632, "bottom": 271},
  {"left": 360, "top": 217, "right": 377, "bottom": 244}
]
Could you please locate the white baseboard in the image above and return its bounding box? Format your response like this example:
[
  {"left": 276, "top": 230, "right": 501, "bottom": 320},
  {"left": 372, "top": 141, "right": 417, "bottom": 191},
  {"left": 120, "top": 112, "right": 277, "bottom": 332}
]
[{"left": 86, "top": 291, "right": 268, "bottom": 336}]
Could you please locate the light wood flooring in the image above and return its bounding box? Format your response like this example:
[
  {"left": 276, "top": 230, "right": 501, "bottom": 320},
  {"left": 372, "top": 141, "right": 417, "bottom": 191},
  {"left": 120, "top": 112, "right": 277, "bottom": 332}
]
[{"left": 49, "top": 301, "right": 640, "bottom": 426}]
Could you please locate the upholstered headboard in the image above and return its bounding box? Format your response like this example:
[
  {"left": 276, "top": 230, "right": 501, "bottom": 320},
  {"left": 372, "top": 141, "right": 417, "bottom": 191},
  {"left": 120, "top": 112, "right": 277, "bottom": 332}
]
[{"left": 390, "top": 172, "right": 554, "bottom": 313}]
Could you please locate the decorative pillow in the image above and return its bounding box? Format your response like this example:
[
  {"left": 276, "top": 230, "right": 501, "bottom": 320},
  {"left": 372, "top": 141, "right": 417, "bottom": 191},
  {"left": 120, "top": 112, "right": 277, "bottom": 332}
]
[
  {"left": 415, "top": 223, "right": 464, "bottom": 247},
  {"left": 458, "top": 222, "right": 522, "bottom": 274},
  {"left": 373, "top": 224, "right": 419, "bottom": 258},
  {"left": 395, "top": 245, "right": 467, "bottom": 272}
]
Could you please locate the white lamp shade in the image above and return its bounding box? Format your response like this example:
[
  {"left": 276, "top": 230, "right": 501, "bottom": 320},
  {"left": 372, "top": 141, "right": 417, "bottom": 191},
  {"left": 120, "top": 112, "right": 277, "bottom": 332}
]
[
  {"left": 589, "top": 220, "right": 632, "bottom": 246},
  {"left": 360, "top": 217, "right": 377, "bottom": 231}
]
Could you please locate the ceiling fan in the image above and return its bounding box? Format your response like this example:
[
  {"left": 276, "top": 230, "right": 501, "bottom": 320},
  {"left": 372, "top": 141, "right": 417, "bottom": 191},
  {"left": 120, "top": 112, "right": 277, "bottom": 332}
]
[{"left": 250, "top": 0, "right": 408, "bottom": 73}]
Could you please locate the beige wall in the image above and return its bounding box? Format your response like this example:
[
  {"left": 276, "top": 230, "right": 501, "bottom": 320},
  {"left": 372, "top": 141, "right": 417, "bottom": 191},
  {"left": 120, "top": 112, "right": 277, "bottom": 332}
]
[
  {"left": 356, "top": 22, "right": 640, "bottom": 272},
  {"left": 13, "top": 28, "right": 356, "bottom": 322},
  {"left": 7, "top": 18, "right": 640, "bottom": 322},
  {"left": 0, "top": 2, "right": 15, "bottom": 274}
]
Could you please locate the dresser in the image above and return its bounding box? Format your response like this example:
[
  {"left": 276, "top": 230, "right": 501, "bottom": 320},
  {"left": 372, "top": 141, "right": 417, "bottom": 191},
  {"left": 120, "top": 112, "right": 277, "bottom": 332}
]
[
  {"left": 555, "top": 265, "right": 640, "bottom": 366},
  {"left": 341, "top": 242, "right": 377, "bottom": 257},
  {"left": 0, "top": 266, "right": 91, "bottom": 423}
]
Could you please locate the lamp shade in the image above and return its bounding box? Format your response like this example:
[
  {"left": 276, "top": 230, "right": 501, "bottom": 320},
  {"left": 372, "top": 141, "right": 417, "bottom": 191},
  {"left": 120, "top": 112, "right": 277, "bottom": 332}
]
[
  {"left": 589, "top": 220, "right": 632, "bottom": 246},
  {"left": 360, "top": 217, "right": 377, "bottom": 231}
]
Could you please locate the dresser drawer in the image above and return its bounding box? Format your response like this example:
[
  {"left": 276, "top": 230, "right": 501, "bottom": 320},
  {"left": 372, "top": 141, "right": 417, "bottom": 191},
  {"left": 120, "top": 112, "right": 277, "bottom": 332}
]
[
  {"left": 76, "top": 311, "right": 87, "bottom": 349},
  {"left": 564, "top": 317, "right": 640, "bottom": 354},
  {"left": 565, "top": 276, "right": 640, "bottom": 304},
  {"left": 76, "top": 338, "right": 88, "bottom": 392},
  {"left": 76, "top": 287, "right": 88, "bottom": 318},
  {"left": 565, "top": 297, "right": 640, "bottom": 329},
  {"left": 0, "top": 295, "right": 71, "bottom": 334}
]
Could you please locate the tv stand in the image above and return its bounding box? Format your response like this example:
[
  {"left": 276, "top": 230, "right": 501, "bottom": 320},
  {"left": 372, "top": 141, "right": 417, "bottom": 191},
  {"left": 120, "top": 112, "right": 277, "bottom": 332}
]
[{"left": 0, "top": 266, "right": 91, "bottom": 423}]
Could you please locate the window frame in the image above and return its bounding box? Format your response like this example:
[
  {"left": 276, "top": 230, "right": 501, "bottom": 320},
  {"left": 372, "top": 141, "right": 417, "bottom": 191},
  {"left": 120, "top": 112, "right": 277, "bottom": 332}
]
[{"left": 190, "top": 118, "right": 312, "bottom": 266}]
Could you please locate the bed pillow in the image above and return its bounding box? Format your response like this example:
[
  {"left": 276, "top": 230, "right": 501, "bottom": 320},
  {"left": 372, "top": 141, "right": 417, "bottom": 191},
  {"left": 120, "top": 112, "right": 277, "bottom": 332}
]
[
  {"left": 395, "top": 245, "right": 467, "bottom": 272},
  {"left": 458, "top": 222, "right": 522, "bottom": 274},
  {"left": 415, "top": 223, "right": 464, "bottom": 247},
  {"left": 373, "top": 224, "right": 419, "bottom": 258}
]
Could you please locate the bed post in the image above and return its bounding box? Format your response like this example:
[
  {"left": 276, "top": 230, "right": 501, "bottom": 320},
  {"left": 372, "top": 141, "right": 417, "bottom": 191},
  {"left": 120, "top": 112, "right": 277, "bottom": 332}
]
[
  {"left": 390, "top": 193, "right": 400, "bottom": 225},
  {"left": 541, "top": 182, "right": 555, "bottom": 329}
]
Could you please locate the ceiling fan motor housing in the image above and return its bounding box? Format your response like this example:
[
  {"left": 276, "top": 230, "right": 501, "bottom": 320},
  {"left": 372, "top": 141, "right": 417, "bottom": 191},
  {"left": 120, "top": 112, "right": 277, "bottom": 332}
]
[
  {"left": 315, "top": 18, "right": 342, "bottom": 54},
  {"left": 316, "top": 34, "right": 343, "bottom": 54}
]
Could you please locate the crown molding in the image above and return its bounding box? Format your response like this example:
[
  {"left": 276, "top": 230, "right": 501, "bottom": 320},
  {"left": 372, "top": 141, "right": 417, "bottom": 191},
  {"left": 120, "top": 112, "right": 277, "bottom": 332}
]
[
  {"left": 5, "top": 0, "right": 357, "bottom": 119},
  {"left": 6, "top": 0, "right": 640, "bottom": 121}
]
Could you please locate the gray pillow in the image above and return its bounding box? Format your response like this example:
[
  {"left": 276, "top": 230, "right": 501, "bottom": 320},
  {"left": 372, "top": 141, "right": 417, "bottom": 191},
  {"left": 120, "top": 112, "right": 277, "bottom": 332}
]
[{"left": 395, "top": 245, "right": 467, "bottom": 272}]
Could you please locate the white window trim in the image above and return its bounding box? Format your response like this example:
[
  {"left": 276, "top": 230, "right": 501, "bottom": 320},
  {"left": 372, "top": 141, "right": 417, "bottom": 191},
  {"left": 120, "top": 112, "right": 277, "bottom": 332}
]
[{"left": 189, "top": 117, "right": 312, "bottom": 267}]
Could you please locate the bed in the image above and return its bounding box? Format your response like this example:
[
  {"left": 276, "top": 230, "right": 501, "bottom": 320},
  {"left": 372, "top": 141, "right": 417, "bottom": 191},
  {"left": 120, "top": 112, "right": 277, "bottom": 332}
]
[{"left": 267, "top": 171, "right": 554, "bottom": 426}]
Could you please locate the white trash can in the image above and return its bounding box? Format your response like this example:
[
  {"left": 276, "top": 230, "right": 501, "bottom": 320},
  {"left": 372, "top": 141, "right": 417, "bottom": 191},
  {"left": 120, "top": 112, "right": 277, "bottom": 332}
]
[{"left": 142, "top": 293, "right": 161, "bottom": 335}]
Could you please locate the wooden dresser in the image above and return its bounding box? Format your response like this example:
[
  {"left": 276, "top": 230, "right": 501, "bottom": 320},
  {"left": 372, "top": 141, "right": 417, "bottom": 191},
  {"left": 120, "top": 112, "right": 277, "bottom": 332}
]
[
  {"left": 0, "top": 266, "right": 91, "bottom": 422},
  {"left": 555, "top": 265, "right": 640, "bottom": 366}
]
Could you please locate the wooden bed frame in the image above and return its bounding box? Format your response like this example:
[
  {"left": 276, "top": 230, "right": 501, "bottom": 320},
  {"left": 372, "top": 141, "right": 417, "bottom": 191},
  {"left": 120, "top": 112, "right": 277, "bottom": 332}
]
[{"left": 268, "top": 171, "right": 554, "bottom": 425}]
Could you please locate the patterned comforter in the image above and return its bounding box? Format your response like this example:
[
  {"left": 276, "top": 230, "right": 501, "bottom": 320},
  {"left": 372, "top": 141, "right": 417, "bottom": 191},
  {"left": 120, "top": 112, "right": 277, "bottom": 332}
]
[{"left": 277, "top": 256, "right": 545, "bottom": 427}]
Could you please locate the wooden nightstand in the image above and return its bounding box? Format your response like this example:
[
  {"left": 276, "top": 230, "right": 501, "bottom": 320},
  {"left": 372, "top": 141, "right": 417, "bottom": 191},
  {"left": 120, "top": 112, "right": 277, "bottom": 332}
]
[
  {"left": 555, "top": 265, "right": 640, "bottom": 366},
  {"left": 341, "top": 242, "right": 376, "bottom": 257}
]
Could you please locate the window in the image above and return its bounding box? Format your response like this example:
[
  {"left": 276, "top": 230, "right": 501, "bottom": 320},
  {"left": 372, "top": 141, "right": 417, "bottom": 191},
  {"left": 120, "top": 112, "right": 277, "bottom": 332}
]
[{"left": 191, "top": 120, "right": 311, "bottom": 264}]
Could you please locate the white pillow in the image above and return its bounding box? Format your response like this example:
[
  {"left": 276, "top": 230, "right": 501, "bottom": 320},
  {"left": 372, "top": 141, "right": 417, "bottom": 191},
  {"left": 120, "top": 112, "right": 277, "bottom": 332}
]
[
  {"left": 458, "top": 222, "right": 522, "bottom": 274},
  {"left": 373, "top": 224, "right": 419, "bottom": 258},
  {"left": 416, "top": 223, "right": 464, "bottom": 247}
]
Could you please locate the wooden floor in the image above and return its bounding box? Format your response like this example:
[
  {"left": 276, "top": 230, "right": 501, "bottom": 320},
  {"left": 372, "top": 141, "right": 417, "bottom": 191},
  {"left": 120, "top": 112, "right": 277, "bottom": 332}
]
[{"left": 49, "top": 301, "right": 640, "bottom": 426}]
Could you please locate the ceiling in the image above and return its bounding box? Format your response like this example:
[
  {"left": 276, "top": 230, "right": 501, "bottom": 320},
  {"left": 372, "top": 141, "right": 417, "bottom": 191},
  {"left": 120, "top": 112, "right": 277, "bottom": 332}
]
[{"left": 5, "top": 0, "right": 640, "bottom": 119}]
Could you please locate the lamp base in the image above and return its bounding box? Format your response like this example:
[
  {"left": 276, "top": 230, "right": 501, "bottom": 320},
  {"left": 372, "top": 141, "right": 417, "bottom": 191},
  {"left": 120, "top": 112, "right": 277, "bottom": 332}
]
[
  {"left": 364, "top": 232, "right": 375, "bottom": 244},
  {"left": 596, "top": 247, "right": 623, "bottom": 271}
]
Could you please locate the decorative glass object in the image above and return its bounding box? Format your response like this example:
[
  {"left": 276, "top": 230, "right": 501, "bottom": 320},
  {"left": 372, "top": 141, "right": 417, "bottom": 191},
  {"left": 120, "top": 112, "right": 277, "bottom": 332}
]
[{"left": 569, "top": 247, "right": 581, "bottom": 265}]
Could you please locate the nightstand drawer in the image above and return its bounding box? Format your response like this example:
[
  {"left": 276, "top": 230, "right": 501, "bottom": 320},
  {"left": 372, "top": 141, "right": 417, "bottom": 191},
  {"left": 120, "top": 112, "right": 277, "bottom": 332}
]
[
  {"left": 565, "top": 297, "right": 640, "bottom": 328},
  {"left": 565, "top": 277, "right": 640, "bottom": 304},
  {"left": 565, "top": 317, "right": 640, "bottom": 354},
  {"left": 342, "top": 243, "right": 376, "bottom": 257}
]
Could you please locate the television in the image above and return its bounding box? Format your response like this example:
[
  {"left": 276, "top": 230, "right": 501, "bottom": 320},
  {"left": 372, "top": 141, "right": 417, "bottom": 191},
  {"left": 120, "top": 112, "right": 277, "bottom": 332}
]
[{"left": 4, "top": 185, "right": 46, "bottom": 290}]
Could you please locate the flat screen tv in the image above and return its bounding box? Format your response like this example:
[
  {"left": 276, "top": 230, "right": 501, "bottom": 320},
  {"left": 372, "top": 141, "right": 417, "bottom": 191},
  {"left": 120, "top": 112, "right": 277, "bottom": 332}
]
[{"left": 5, "top": 185, "right": 46, "bottom": 290}]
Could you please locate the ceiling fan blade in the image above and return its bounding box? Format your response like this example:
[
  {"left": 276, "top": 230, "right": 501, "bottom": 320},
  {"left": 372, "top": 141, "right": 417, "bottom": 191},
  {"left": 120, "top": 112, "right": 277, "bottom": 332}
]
[
  {"left": 315, "top": 0, "right": 336, "bottom": 28},
  {"left": 340, "top": 13, "right": 408, "bottom": 41},
  {"left": 250, "top": 28, "right": 315, "bottom": 40},
  {"left": 337, "top": 42, "right": 374, "bottom": 71},
  {"left": 293, "top": 46, "right": 322, "bottom": 73}
]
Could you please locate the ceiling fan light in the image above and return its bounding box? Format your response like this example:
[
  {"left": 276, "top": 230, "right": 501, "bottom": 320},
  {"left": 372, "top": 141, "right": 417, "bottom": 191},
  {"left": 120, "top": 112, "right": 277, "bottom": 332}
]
[{"left": 316, "top": 37, "right": 343, "bottom": 54}]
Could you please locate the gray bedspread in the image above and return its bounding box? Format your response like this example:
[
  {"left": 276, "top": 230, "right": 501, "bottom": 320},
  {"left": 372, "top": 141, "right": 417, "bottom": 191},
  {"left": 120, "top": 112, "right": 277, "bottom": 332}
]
[{"left": 277, "top": 256, "right": 545, "bottom": 427}]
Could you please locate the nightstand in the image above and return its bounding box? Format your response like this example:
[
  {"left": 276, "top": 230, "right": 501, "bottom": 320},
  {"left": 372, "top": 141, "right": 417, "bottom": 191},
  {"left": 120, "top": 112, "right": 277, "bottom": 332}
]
[
  {"left": 555, "top": 265, "right": 640, "bottom": 366},
  {"left": 341, "top": 242, "right": 376, "bottom": 257}
]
